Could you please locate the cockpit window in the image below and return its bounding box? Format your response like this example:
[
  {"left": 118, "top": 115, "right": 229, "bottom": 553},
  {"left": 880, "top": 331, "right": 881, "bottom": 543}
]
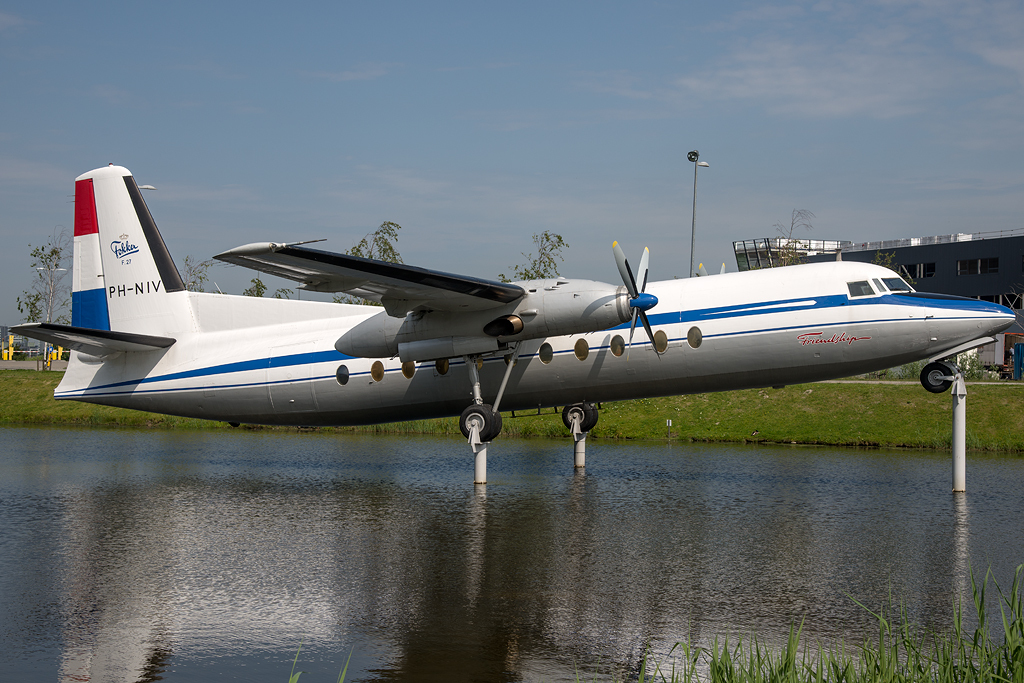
[
  {"left": 847, "top": 281, "right": 875, "bottom": 297},
  {"left": 873, "top": 278, "right": 886, "bottom": 292},
  {"left": 882, "top": 277, "right": 913, "bottom": 292}
]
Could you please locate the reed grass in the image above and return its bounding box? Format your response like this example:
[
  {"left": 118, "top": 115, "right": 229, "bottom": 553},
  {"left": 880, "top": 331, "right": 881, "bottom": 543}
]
[{"left": 629, "top": 565, "right": 1023, "bottom": 683}]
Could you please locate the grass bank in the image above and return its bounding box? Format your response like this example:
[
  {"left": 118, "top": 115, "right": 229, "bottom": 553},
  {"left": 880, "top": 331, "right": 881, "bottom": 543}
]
[{"left": 3, "top": 370, "right": 1023, "bottom": 450}]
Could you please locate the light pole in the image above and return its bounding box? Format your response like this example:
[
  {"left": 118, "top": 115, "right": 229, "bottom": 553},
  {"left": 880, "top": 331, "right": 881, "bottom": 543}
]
[{"left": 687, "top": 150, "right": 709, "bottom": 278}]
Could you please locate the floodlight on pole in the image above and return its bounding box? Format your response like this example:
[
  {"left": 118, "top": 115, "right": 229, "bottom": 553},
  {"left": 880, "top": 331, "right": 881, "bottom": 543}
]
[{"left": 688, "top": 151, "right": 710, "bottom": 278}]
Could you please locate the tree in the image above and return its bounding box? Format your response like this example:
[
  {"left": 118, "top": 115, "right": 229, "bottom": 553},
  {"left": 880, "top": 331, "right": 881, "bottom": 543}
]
[
  {"left": 182, "top": 255, "right": 214, "bottom": 292},
  {"left": 273, "top": 288, "right": 293, "bottom": 299},
  {"left": 347, "top": 221, "right": 403, "bottom": 264},
  {"left": 499, "top": 231, "right": 569, "bottom": 282},
  {"left": 871, "top": 250, "right": 916, "bottom": 286},
  {"left": 772, "top": 209, "right": 815, "bottom": 267},
  {"left": 242, "top": 277, "right": 267, "bottom": 297},
  {"left": 332, "top": 221, "right": 404, "bottom": 306},
  {"left": 18, "top": 228, "right": 71, "bottom": 323}
]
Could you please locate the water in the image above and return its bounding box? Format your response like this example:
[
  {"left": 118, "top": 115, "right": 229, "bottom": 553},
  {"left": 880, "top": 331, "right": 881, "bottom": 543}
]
[{"left": 1, "top": 426, "right": 1021, "bottom": 682}]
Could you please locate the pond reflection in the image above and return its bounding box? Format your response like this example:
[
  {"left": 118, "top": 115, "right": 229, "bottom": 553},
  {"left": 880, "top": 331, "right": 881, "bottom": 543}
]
[{"left": 0, "top": 427, "right": 1021, "bottom": 682}]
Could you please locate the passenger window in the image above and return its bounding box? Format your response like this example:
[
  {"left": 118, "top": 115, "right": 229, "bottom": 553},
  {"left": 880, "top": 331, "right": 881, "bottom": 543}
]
[
  {"left": 882, "top": 277, "right": 912, "bottom": 292},
  {"left": 847, "top": 281, "right": 874, "bottom": 297}
]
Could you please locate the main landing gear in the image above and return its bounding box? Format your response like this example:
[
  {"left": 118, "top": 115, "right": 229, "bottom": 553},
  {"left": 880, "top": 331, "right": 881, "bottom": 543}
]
[
  {"left": 562, "top": 403, "right": 598, "bottom": 469},
  {"left": 458, "top": 346, "right": 600, "bottom": 484}
]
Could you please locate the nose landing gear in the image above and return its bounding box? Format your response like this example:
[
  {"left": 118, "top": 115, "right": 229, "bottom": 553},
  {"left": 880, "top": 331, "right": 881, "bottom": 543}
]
[{"left": 920, "top": 361, "right": 958, "bottom": 393}]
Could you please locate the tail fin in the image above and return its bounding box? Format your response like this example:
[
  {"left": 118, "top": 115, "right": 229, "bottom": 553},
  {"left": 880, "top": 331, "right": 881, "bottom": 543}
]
[{"left": 72, "top": 165, "right": 189, "bottom": 336}]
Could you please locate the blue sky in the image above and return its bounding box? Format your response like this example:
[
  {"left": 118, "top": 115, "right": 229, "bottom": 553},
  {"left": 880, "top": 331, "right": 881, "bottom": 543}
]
[{"left": 2, "top": 1, "right": 1022, "bottom": 325}]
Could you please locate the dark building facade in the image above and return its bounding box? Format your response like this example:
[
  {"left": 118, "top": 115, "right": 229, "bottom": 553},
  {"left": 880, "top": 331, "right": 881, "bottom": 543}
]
[{"left": 805, "top": 232, "right": 1024, "bottom": 311}]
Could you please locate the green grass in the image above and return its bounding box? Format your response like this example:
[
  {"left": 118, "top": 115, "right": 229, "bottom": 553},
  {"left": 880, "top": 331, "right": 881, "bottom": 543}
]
[
  {"left": 3, "top": 370, "right": 1024, "bottom": 451},
  {"left": 629, "top": 566, "right": 1024, "bottom": 683}
]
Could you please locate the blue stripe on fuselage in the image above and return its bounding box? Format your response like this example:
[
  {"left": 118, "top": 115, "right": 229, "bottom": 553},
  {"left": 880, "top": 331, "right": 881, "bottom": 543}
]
[
  {"left": 72, "top": 349, "right": 352, "bottom": 393},
  {"left": 61, "top": 292, "right": 1011, "bottom": 397}
]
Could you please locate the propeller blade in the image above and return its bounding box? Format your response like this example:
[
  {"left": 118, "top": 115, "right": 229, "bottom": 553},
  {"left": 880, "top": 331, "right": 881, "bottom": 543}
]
[
  {"left": 626, "top": 309, "right": 639, "bottom": 359},
  {"left": 613, "top": 241, "right": 638, "bottom": 299},
  {"left": 639, "top": 311, "right": 660, "bottom": 356},
  {"left": 637, "top": 247, "right": 650, "bottom": 293}
]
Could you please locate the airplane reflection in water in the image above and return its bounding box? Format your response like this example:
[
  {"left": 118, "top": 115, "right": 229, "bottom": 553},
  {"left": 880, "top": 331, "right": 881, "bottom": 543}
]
[
  {"left": 14, "top": 165, "right": 1015, "bottom": 480},
  {"left": 24, "top": 433, "right": 999, "bottom": 683}
]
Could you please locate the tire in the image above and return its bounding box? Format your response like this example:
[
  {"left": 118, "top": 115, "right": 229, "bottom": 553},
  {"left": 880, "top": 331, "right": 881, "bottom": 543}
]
[
  {"left": 920, "top": 361, "right": 955, "bottom": 394},
  {"left": 459, "top": 404, "right": 502, "bottom": 442},
  {"left": 562, "top": 403, "right": 599, "bottom": 432}
]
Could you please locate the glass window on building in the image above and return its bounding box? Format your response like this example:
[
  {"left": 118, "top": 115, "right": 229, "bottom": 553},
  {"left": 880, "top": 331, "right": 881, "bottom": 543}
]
[
  {"left": 904, "top": 263, "right": 935, "bottom": 279},
  {"left": 958, "top": 258, "right": 998, "bottom": 275}
]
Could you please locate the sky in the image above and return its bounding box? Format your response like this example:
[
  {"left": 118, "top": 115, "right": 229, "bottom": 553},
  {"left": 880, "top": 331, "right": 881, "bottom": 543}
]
[{"left": 2, "top": 1, "right": 1023, "bottom": 325}]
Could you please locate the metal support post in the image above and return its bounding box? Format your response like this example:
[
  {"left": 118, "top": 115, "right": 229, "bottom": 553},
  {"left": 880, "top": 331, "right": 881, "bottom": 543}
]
[
  {"left": 468, "top": 421, "right": 487, "bottom": 484},
  {"left": 952, "top": 372, "right": 967, "bottom": 492},
  {"left": 491, "top": 343, "right": 521, "bottom": 413},
  {"left": 574, "top": 434, "right": 586, "bottom": 469},
  {"left": 474, "top": 441, "right": 488, "bottom": 485},
  {"left": 569, "top": 411, "right": 587, "bottom": 468}
]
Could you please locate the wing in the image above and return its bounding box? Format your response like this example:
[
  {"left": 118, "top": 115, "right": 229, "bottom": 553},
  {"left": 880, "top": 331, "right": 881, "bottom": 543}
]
[
  {"left": 214, "top": 242, "right": 525, "bottom": 317},
  {"left": 13, "top": 322, "right": 175, "bottom": 357}
]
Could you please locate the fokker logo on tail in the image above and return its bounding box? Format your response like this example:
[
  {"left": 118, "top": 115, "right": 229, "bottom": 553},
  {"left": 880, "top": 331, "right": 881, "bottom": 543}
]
[{"left": 111, "top": 234, "right": 140, "bottom": 261}]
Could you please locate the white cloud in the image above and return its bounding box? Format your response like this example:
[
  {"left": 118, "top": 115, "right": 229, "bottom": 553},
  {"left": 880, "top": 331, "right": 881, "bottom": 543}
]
[
  {"left": 577, "top": 70, "right": 655, "bottom": 101},
  {"left": 0, "top": 157, "right": 70, "bottom": 186},
  {"left": 583, "top": 1, "right": 1024, "bottom": 128},
  {"left": 0, "top": 11, "right": 28, "bottom": 32},
  {"left": 308, "top": 62, "right": 393, "bottom": 83},
  {"left": 675, "top": 31, "right": 968, "bottom": 119},
  {"left": 91, "top": 84, "right": 133, "bottom": 106}
]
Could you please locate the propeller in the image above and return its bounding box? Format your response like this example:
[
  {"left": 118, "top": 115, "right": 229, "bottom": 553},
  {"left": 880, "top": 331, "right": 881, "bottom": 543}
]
[{"left": 612, "top": 241, "right": 660, "bottom": 356}]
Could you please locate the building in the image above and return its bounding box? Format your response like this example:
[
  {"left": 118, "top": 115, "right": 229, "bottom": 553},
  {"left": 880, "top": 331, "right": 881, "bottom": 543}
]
[{"left": 733, "top": 238, "right": 852, "bottom": 271}]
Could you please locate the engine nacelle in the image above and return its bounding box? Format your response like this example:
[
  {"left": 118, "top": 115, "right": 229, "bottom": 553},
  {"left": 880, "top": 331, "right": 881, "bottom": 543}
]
[{"left": 335, "top": 279, "right": 631, "bottom": 362}]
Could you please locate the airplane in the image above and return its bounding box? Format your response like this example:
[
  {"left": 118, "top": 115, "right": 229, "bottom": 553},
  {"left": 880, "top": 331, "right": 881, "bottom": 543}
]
[{"left": 15, "top": 165, "right": 1017, "bottom": 482}]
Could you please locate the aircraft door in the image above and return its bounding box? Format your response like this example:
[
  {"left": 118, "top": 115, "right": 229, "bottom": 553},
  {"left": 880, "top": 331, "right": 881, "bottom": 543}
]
[{"left": 268, "top": 343, "right": 318, "bottom": 413}]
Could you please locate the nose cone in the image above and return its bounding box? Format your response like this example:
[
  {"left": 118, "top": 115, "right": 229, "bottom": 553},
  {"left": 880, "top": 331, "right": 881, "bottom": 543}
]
[
  {"left": 989, "top": 302, "right": 1018, "bottom": 335},
  {"left": 630, "top": 292, "right": 658, "bottom": 312}
]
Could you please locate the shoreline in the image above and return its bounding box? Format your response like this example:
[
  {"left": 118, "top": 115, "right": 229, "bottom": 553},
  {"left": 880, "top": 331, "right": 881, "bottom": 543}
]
[{"left": 3, "top": 370, "right": 1023, "bottom": 451}]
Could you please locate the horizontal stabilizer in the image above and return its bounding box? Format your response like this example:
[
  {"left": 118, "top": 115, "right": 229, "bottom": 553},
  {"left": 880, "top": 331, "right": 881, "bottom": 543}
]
[
  {"left": 13, "top": 322, "right": 176, "bottom": 357},
  {"left": 215, "top": 242, "right": 525, "bottom": 316}
]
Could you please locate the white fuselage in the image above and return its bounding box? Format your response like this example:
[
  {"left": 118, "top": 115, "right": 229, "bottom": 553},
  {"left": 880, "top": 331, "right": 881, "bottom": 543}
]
[{"left": 54, "top": 261, "right": 1015, "bottom": 426}]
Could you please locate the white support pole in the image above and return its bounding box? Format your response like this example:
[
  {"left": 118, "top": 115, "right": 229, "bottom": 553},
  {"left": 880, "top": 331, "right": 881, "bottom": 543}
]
[
  {"left": 574, "top": 434, "right": 586, "bottom": 469},
  {"left": 569, "top": 410, "right": 587, "bottom": 469},
  {"left": 474, "top": 442, "right": 487, "bottom": 485},
  {"left": 952, "top": 372, "right": 967, "bottom": 493}
]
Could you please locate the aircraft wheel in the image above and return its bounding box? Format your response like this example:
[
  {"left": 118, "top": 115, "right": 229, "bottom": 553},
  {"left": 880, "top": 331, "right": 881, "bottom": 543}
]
[
  {"left": 562, "top": 403, "right": 598, "bottom": 432},
  {"left": 460, "top": 404, "right": 502, "bottom": 442},
  {"left": 920, "top": 361, "right": 956, "bottom": 394}
]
